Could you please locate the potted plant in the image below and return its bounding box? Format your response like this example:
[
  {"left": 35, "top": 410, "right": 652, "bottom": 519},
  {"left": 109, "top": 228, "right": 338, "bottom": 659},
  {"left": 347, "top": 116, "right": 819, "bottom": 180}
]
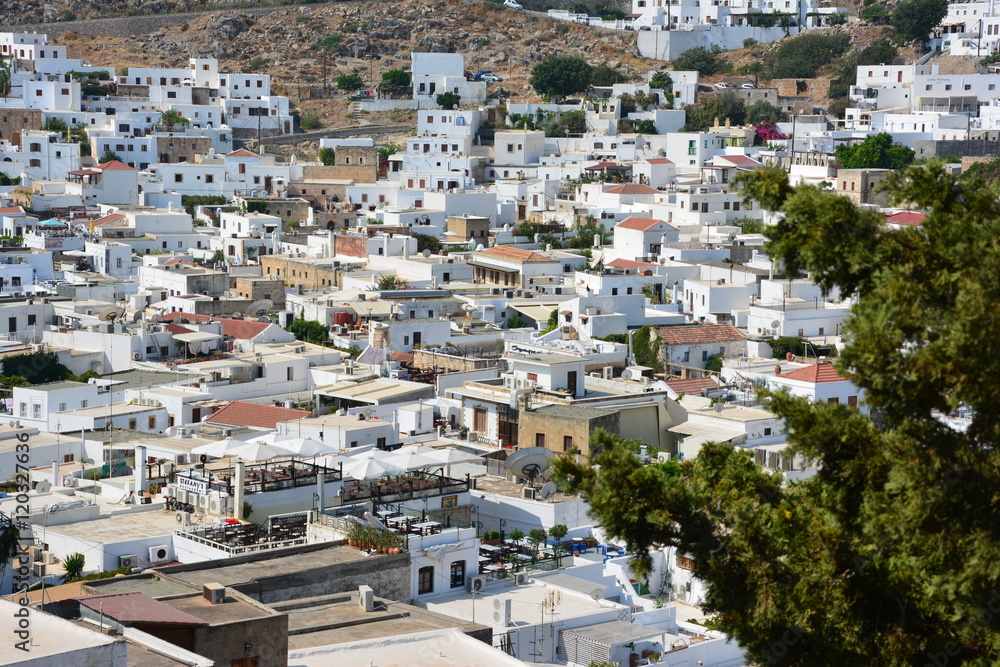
[
  {"left": 584, "top": 532, "right": 598, "bottom": 549},
  {"left": 508, "top": 528, "right": 524, "bottom": 544},
  {"left": 528, "top": 528, "right": 547, "bottom": 554},
  {"left": 481, "top": 530, "right": 501, "bottom": 545}
]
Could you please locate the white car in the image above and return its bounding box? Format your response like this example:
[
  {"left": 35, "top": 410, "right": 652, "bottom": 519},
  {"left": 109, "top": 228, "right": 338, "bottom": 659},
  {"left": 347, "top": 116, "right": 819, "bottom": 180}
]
[
  {"left": 504, "top": 0, "right": 523, "bottom": 8},
  {"left": 714, "top": 82, "right": 732, "bottom": 89},
  {"left": 741, "top": 83, "right": 756, "bottom": 89}
]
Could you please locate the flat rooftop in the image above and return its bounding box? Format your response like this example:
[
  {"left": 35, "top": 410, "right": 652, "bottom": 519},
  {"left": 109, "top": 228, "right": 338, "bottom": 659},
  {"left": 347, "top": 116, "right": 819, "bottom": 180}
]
[
  {"left": 0, "top": 600, "right": 122, "bottom": 664},
  {"left": 160, "top": 543, "right": 379, "bottom": 590},
  {"left": 39, "top": 508, "right": 180, "bottom": 544},
  {"left": 279, "top": 591, "right": 489, "bottom": 651},
  {"left": 86, "top": 574, "right": 196, "bottom": 599},
  {"left": 167, "top": 592, "right": 274, "bottom": 624}
]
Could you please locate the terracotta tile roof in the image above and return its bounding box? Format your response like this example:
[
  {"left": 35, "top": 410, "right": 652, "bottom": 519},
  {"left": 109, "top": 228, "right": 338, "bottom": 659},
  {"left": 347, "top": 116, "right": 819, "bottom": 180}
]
[
  {"left": 227, "top": 148, "right": 258, "bottom": 158},
  {"left": 93, "top": 212, "right": 125, "bottom": 226},
  {"left": 163, "top": 257, "right": 194, "bottom": 266},
  {"left": 96, "top": 160, "right": 136, "bottom": 171},
  {"left": 656, "top": 324, "right": 745, "bottom": 345},
  {"left": 604, "top": 184, "right": 660, "bottom": 195},
  {"left": 164, "top": 323, "right": 195, "bottom": 336},
  {"left": 476, "top": 246, "right": 553, "bottom": 263},
  {"left": 776, "top": 360, "right": 848, "bottom": 384},
  {"left": 207, "top": 400, "right": 311, "bottom": 429},
  {"left": 666, "top": 376, "right": 719, "bottom": 395},
  {"left": 607, "top": 258, "right": 658, "bottom": 269},
  {"left": 717, "top": 155, "right": 761, "bottom": 167},
  {"left": 390, "top": 351, "right": 414, "bottom": 365},
  {"left": 584, "top": 161, "right": 620, "bottom": 170},
  {"left": 617, "top": 216, "right": 672, "bottom": 231},
  {"left": 643, "top": 158, "right": 672, "bottom": 164},
  {"left": 161, "top": 312, "right": 272, "bottom": 340},
  {"left": 77, "top": 593, "right": 207, "bottom": 627},
  {"left": 0, "top": 206, "right": 24, "bottom": 214},
  {"left": 885, "top": 211, "right": 925, "bottom": 227}
]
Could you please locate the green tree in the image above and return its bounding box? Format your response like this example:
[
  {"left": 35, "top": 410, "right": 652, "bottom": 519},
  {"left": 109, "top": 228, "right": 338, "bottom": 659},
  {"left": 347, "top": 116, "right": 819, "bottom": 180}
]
[
  {"left": 317, "top": 147, "right": 336, "bottom": 166},
  {"left": 542, "top": 309, "right": 559, "bottom": 334},
  {"left": 248, "top": 56, "right": 268, "bottom": 72},
  {"left": 892, "top": 0, "right": 948, "bottom": 44},
  {"left": 590, "top": 65, "right": 626, "bottom": 86},
  {"left": 61, "top": 553, "right": 86, "bottom": 582},
  {"left": 673, "top": 47, "right": 721, "bottom": 76},
  {"left": 831, "top": 39, "right": 898, "bottom": 95},
  {"left": 744, "top": 99, "right": 788, "bottom": 125},
  {"left": 684, "top": 90, "right": 745, "bottom": 132},
  {"left": 507, "top": 314, "right": 526, "bottom": 329},
  {"left": 337, "top": 73, "right": 364, "bottom": 92},
  {"left": 375, "top": 274, "right": 408, "bottom": 290},
  {"left": 649, "top": 70, "right": 673, "bottom": 94},
  {"left": 413, "top": 232, "right": 441, "bottom": 254},
  {"left": 287, "top": 319, "right": 330, "bottom": 345},
  {"left": 158, "top": 109, "right": 189, "bottom": 129},
  {"left": 765, "top": 33, "right": 851, "bottom": 79},
  {"left": 558, "top": 162, "right": 1000, "bottom": 663},
  {"left": 834, "top": 132, "right": 914, "bottom": 170},
  {"left": 540, "top": 109, "right": 587, "bottom": 137},
  {"left": 631, "top": 324, "right": 658, "bottom": 368},
  {"left": 704, "top": 353, "right": 724, "bottom": 372},
  {"left": 530, "top": 56, "right": 593, "bottom": 100},
  {"left": 99, "top": 148, "right": 122, "bottom": 164},
  {"left": 42, "top": 117, "right": 69, "bottom": 133},
  {"left": 436, "top": 92, "right": 461, "bottom": 110},
  {"left": 634, "top": 119, "right": 658, "bottom": 134},
  {"left": 381, "top": 69, "right": 411, "bottom": 88}
]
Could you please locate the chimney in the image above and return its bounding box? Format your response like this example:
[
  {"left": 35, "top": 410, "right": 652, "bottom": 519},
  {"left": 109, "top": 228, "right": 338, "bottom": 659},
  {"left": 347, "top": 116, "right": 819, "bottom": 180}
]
[
  {"left": 234, "top": 459, "right": 246, "bottom": 520},
  {"left": 135, "top": 444, "right": 147, "bottom": 493}
]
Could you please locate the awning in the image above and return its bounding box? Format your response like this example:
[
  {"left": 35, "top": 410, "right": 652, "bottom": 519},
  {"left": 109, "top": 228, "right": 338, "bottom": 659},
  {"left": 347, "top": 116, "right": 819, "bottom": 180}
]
[
  {"left": 38, "top": 219, "right": 66, "bottom": 227},
  {"left": 173, "top": 332, "right": 221, "bottom": 343},
  {"left": 62, "top": 250, "right": 93, "bottom": 257}
]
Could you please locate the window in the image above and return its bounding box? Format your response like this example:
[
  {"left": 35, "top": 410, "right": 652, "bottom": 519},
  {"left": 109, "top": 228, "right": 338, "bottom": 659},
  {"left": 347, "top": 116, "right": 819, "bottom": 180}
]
[
  {"left": 535, "top": 433, "right": 546, "bottom": 447},
  {"left": 945, "top": 85, "right": 952, "bottom": 91},
  {"left": 148, "top": 416, "right": 156, "bottom": 429},
  {"left": 59, "top": 403, "right": 66, "bottom": 412},
  {"left": 764, "top": 427, "right": 772, "bottom": 436},
  {"left": 848, "top": 395, "right": 858, "bottom": 408},
  {"left": 27, "top": 314, "right": 36, "bottom": 325},
  {"left": 376, "top": 437, "right": 387, "bottom": 448},
  {"left": 418, "top": 566, "right": 434, "bottom": 594},
  {"left": 450, "top": 560, "right": 465, "bottom": 588},
  {"left": 683, "top": 351, "right": 690, "bottom": 362},
  {"left": 612, "top": 288, "right": 618, "bottom": 296},
  {"left": 129, "top": 418, "right": 137, "bottom": 430},
  {"left": 205, "top": 174, "right": 214, "bottom": 183},
  {"left": 239, "top": 163, "right": 246, "bottom": 174},
  {"left": 81, "top": 400, "right": 88, "bottom": 408},
  {"left": 702, "top": 350, "right": 709, "bottom": 362},
  {"left": 507, "top": 143, "right": 515, "bottom": 152},
  {"left": 174, "top": 173, "right": 183, "bottom": 183},
  {"left": 964, "top": 84, "right": 972, "bottom": 91},
  {"left": 563, "top": 435, "right": 573, "bottom": 451},
  {"left": 19, "top": 403, "right": 26, "bottom": 417},
  {"left": 527, "top": 373, "right": 538, "bottom": 382},
  {"left": 29, "top": 142, "right": 41, "bottom": 152},
  {"left": 828, "top": 397, "right": 840, "bottom": 405},
  {"left": 63, "top": 454, "right": 74, "bottom": 463}
]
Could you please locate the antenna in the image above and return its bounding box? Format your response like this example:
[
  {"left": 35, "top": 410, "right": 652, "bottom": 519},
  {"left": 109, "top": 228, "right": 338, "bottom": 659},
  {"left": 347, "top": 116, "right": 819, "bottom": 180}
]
[
  {"left": 247, "top": 299, "right": 273, "bottom": 317},
  {"left": 503, "top": 447, "right": 553, "bottom": 489}
]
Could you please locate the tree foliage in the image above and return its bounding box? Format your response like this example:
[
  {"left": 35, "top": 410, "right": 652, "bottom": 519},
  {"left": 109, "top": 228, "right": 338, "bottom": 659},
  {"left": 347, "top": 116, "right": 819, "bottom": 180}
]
[
  {"left": 436, "top": 92, "right": 461, "bottom": 110},
  {"left": 831, "top": 39, "right": 899, "bottom": 95},
  {"left": 764, "top": 33, "right": 851, "bottom": 79},
  {"left": 892, "top": 0, "right": 948, "bottom": 44},
  {"left": 286, "top": 319, "right": 329, "bottom": 345},
  {"left": 590, "top": 65, "right": 627, "bottom": 86},
  {"left": 834, "top": 132, "right": 914, "bottom": 170},
  {"left": 317, "top": 147, "right": 336, "bottom": 166},
  {"left": 745, "top": 99, "right": 788, "bottom": 125},
  {"left": 337, "top": 74, "right": 364, "bottom": 91},
  {"left": 673, "top": 47, "right": 722, "bottom": 76},
  {"left": 632, "top": 324, "right": 658, "bottom": 368},
  {"left": 684, "top": 90, "right": 745, "bottom": 132},
  {"left": 540, "top": 109, "right": 587, "bottom": 137},
  {"left": 381, "top": 69, "right": 411, "bottom": 88},
  {"left": 557, "top": 163, "right": 1000, "bottom": 664},
  {"left": 99, "top": 149, "right": 122, "bottom": 164},
  {"left": 530, "top": 56, "right": 593, "bottom": 99},
  {"left": 649, "top": 71, "right": 673, "bottom": 95}
]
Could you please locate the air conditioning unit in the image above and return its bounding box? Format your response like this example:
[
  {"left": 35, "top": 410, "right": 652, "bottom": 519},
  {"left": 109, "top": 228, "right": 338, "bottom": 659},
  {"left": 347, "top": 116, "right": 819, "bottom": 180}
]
[
  {"left": 656, "top": 452, "right": 672, "bottom": 464},
  {"left": 208, "top": 495, "right": 230, "bottom": 515},
  {"left": 513, "top": 572, "right": 530, "bottom": 585},
  {"left": 132, "top": 352, "right": 142, "bottom": 360},
  {"left": 148, "top": 545, "right": 172, "bottom": 565},
  {"left": 32, "top": 562, "right": 46, "bottom": 577},
  {"left": 493, "top": 596, "right": 512, "bottom": 626},
  {"left": 504, "top": 376, "right": 515, "bottom": 389},
  {"left": 174, "top": 489, "right": 188, "bottom": 505},
  {"left": 521, "top": 487, "right": 537, "bottom": 500},
  {"left": 119, "top": 554, "right": 137, "bottom": 569},
  {"left": 29, "top": 545, "right": 43, "bottom": 561},
  {"left": 197, "top": 493, "right": 209, "bottom": 509},
  {"left": 467, "top": 575, "right": 487, "bottom": 593}
]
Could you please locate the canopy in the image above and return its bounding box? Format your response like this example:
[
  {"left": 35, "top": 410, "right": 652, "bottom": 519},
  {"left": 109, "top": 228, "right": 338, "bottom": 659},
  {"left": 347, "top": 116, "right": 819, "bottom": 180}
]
[
  {"left": 341, "top": 449, "right": 404, "bottom": 480},
  {"left": 424, "top": 448, "right": 484, "bottom": 477},
  {"left": 37, "top": 219, "right": 66, "bottom": 227},
  {"left": 382, "top": 446, "right": 440, "bottom": 472},
  {"left": 190, "top": 437, "right": 243, "bottom": 459},
  {"left": 271, "top": 436, "right": 334, "bottom": 458},
  {"left": 224, "top": 441, "right": 296, "bottom": 462}
]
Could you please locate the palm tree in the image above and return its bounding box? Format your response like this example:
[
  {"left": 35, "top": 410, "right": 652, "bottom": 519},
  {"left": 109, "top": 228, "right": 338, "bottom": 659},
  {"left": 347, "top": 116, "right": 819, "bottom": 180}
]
[
  {"left": 159, "top": 109, "right": 190, "bottom": 130},
  {"left": 375, "top": 274, "right": 408, "bottom": 290},
  {"left": 62, "top": 552, "right": 86, "bottom": 582}
]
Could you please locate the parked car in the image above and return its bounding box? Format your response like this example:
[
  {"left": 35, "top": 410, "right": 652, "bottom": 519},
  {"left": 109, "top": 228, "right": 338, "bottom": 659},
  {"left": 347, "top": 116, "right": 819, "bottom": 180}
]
[
  {"left": 741, "top": 83, "right": 757, "bottom": 89},
  {"left": 714, "top": 82, "right": 732, "bottom": 89},
  {"left": 480, "top": 72, "right": 504, "bottom": 83},
  {"left": 504, "top": 0, "right": 523, "bottom": 9},
  {"left": 638, "top": 25, "right": 652, "bottom": 31}
]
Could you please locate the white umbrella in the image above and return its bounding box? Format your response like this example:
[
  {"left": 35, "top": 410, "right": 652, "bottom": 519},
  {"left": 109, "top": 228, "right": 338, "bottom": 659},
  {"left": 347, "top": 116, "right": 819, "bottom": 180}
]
[
  {"left": 424, "top": 448, "right": 484, "bottom": 477},
  {"left": 191, "top": 437, "right": 243, "bottom": 459},
  {"left": 223, "top": 441, "right": 296, "bottom": 462},
  {"left": 341, "top": 450, "right": 404, "bottom": 480},
  {"left": 383, "top": 446, "right": 440, "bottom": 472},
  {"left": 273, "top": 436, "right": 334, "bottom": 458}
]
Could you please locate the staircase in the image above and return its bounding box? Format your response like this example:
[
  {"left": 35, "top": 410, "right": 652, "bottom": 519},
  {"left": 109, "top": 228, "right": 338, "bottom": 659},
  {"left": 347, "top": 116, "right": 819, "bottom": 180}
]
[{"left": 349, "top": 101, "right": 364, "bottom": 123}]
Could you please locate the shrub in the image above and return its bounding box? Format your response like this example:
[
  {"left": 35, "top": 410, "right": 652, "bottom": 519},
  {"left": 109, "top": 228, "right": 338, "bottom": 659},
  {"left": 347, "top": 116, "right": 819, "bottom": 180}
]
[
  {"left": 381, "top": 69, "right": 411, "bottom": 88},
  {"left": 317, "top": 147, "right": 336, "bottom": 165},
  {"left": 684, "top": 90, "right": 745, "bottom": 132},
  {"left": 530, "top": 56, "right": 593, "bottom": 99},
  {"left": 765, "top": 33, "right": 850, "bottom": 79},
  {"left": 834, "top": 132, "right": 914, "bottom": 170},
  {"left": 436, "top": 91, "right": 460, "bottom": 109},
  {"left": 743, "top": 37, "right": 759, "bottom": 49},
  {"left": 298, "top": 108, "right": 322, "bottom": 130},
  {"left": 590, "top": 65, "right": 626, "bottom": 86},
  {"left": 674, "top": 46, "right": 722, "bottom": 76},
  {"left": 745, "top": 100, "right": 788, "bottom": 125},
  {"left": 337, "top": 73, "right": 364, "bottom": 91}
]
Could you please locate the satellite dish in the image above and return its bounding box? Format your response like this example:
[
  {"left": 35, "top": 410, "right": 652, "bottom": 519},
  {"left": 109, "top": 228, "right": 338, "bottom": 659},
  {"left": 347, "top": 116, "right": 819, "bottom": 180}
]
[
  {"left": 422, "top": 249, "right": 432, "bottom": 258},
  {"left": 770, "top": 320, "right": 781, "bottom": 329},
  {"left": 504, "top": 447, "right": 553, "bottom": 487},
  {"left": 150, "top": 313, "right": 162, "bottom": 324},
  {"left": 132, "top": 311, "right": 143, "bottom": 323},
  {"left": 231, "top": 312, "right": 243, "bottom": 319},
  {"left": 98, "top": 307, "right": 118, "bottom": 322},
  {"left": 590, "top": 588, "right": 604, "bottom": 601},
  {"left": 257, "top": 316, "right": 270, "bottom": 322},
  {"left": 34, "top": 480, "right": 51, "bottom": 494},
  {"left": 248, "top": 299, "right": 273, "bottom": 317},
  {"left": 538, "top": 482, "right": 557, "bottom": 499}
]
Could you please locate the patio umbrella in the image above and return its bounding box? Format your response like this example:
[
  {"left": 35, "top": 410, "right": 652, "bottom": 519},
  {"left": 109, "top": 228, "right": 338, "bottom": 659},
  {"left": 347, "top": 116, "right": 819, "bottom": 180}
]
[
  {"left": 424, "top": 448, "right": 484, "bottom": 477},
  {"left": 341, "top": 450, "right": 404, "bottom": 481},
  {"left": 273, "top": 436, "right": 334, "bottom": 458},
  {"left": 382, "top": 446, "right": 440, "bottom": 472},
  {"left": 191, "top": 437, "right": 243, "bottom": 459},
  {"left": 223, "top": 441, "right": 296, "bottom": 462}
]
